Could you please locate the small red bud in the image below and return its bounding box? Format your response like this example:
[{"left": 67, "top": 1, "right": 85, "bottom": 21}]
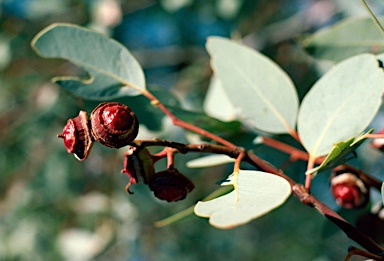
[
  {"left": 57, "top": 111, "right": 93, "bottom": 161},
  {"left": 331, "top": 171, "right": 369, "bottom": 209},
  {"left": 91, "top": 102, "right": 139, "bottom": 148},
  {"left": 149, "top": 169, "right": 194, "bottom": 202}
]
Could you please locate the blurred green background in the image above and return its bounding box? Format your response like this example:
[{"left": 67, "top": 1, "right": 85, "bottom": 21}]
[{"left": 0, "top": 0, "right": 383, "bottom": 260}]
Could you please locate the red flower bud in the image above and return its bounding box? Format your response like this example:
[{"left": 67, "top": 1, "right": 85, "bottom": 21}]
[
  {"left": 91, "top": 102, "right": 139, "bottom": 148},
  {"left": 57, "top": 111, "right": 93, "bottom": 161},
  {"left": 149, "top": 169, "right": 194, "bottom": 202},
  {"left": 331, "top": 172, "right": 369, "bottom": 209}
]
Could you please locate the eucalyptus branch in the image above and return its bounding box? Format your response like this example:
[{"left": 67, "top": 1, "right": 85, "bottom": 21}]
[
  {"left": 128, "top": 78, "right": 384, "bottom": 256},
  {"left": 132, "top": 139, "right": 384, "bottom": 256}
]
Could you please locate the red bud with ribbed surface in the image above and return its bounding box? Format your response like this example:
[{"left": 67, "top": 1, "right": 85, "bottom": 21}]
[{"left": 91, "top": 102, "right": 139, "bottom": 148}]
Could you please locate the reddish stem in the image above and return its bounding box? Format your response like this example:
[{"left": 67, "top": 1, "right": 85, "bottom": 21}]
[
  {"left": 366, "top": 133, "right": 384, "bottom": 139},
  {"left": 234, "top": 149, "right": 246, "bottom": 172},
  {"left": 346, "top": 246, "right": 384, "bottom": 261},
  {"left": 305, "top": 157, "right": 315, "bottom": 191},
  {"left": 262, "top": 136, "right": 309, "bottom": 162},
  {"left": 288, "top": 128, "right": 301, "bottom": 143},
  {"left": 142, "top": 90, "right": 237, "bottom": 149},
  {"left": 166, "top": 148, "right": 175, "bottom": 169},
  {"left": 261, "top": 136, "right": 325, "bottom": 164}
]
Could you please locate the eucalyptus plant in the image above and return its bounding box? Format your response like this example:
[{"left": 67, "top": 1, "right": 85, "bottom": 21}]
[{"left": 31, "top": 7, "right": 384, "bottom": 260}]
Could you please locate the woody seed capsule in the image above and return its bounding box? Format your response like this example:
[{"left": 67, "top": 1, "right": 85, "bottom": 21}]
[{"left": 91, "top": 102, "right": 139, "bottom": 148}]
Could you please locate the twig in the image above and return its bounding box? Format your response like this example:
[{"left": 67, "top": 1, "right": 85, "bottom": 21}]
[
  {"left": 141, "top": 88, "right": 237, "bottom": 149},
  {"left": 345, "top": 246, "right": 384, "bottom": 261}
]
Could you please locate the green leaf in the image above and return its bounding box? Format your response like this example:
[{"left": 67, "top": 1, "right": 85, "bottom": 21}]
[
  {"left": 31, "top": 23, "right": 145, "bottom": 99},
  {"left": 301, "top": 17, "right": 384, "bottom": 62},
  {"left": 297, "top": 54, "right": 384, "bottom": 158},
  {"left": 194, "top": 170, "right": 291, "bottom": 229},
  {"left": 204, "top": 76, "right": 237, "bottom": 121},
  {"left": 207, "top": 37, "right": 299, "bottom": 134},
  {"left": 307, "top": 137, "right": 354, "bottom": 175},
  {"left": 306, "top": 129, "right": 373, "bottom": 175},
  {"left": 186, "top": 155, "right": 235, "bottom": 168}
]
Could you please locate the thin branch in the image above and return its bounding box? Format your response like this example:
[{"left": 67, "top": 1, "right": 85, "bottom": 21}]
[
  {"left": 345, "top": 246, "right": 384, "bottom": 261},
  {"left": 261, "top": 136, "right": 309, "bottom": 162},
  {"left": 261, "top": 136, "right": 327, "bottom": 164},
  {"left": 141, "top": 89, "right": 237, "bottom": 149},
  {"left": 121, "top": 81, "right": 238, "bottom": 149},
  {"left": 366, "top": 133, "right": 384, "bottom": 139},
  {"left": 305, "top": 156, "right": 316, "bottom": 190}
]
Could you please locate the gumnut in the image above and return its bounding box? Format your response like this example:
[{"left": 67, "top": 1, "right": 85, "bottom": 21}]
[
  {"left": 90, "top": 102, "right": 139, "bottom": 148},
  {"left": 149, "top": 169, "right": 194, "bottom": 202},
  {"left": 57, "top": 110, "right": 93, "bottom": 161},
  {"left": 330, "top": 170, "right": 369, "bottom": 209}
]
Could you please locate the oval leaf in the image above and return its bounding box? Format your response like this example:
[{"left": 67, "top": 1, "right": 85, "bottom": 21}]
[
  {"left": 204, "top": 76, "right": 237, "bottom": 121},
  {"left": 207, "top": 37, "right": 299, "bottom": 134},
  {"left": 298, "top": 54, "right": 384, "bottom": 157},
  {"left": 186, "top": 154, "right": 235, "bottom": 168},
  {"left": 31, "top": 23, "right": 145, "bottom": 99},
  {"left": 194, "top": 170, "right": 291, "bottom": 229},
  {"left": 301, "top": 17, "right": 384, "bottom": 62}
]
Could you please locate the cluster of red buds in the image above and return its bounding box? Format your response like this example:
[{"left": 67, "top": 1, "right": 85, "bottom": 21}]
[
  {"left": 58, "top": 102, "right": 194, "bottom": 202},
  {"left": 57, "top": 102, "right": 139, "bottom": 160},
  {"left": 121, "top": 146, "right": 194, "bottom": 202}
]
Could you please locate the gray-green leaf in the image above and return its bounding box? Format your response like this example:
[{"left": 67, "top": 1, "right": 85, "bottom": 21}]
[
  {"left": 207, "top": 37, "right": 299, "bottom": 134},
  {"left": 194, "top": 170, "right": 291, "bottom": 229},
  {"left": 301, "top": 17, "right": 384, "bottom": 62},
  {"left": 31, "top": 23, "right": 145, "bottom": 99},
  {"left": 298, "top": 54, "right": 384, "bottom": 158}
]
